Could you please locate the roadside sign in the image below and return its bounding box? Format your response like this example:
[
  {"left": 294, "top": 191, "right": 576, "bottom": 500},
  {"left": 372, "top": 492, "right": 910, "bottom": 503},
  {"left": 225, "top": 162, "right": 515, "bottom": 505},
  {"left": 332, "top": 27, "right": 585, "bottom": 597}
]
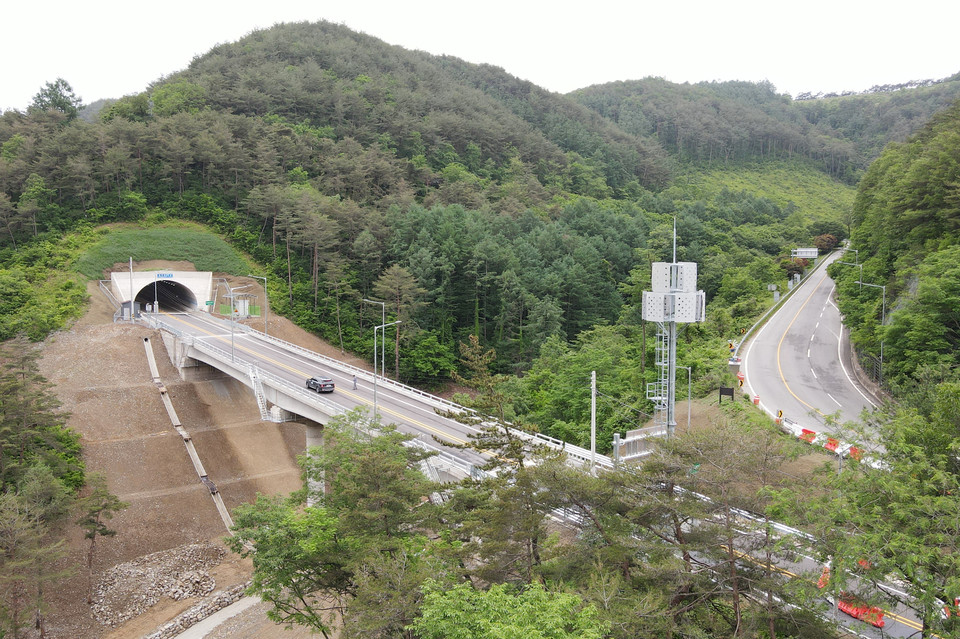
[{"left": 205, "top": 300, "right": 214, "bottom": 306}]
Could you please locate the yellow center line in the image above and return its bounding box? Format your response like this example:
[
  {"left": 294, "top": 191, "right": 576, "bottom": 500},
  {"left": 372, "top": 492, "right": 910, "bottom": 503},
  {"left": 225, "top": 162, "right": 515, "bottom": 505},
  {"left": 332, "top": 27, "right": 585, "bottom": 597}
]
[
  {"left": 775, "top": 271, "right": 831, "bottom": 418},
  {"left": 159, "top": 313, "right": 471, "bottom": 447},
  {"left": 729, "top": 546, "right": 934, "bottom": 632}
]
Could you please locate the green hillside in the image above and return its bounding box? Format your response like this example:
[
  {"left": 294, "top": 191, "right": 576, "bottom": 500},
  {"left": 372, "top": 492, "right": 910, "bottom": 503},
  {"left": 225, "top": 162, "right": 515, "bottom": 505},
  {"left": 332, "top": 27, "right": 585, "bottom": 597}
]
[
  {"left": 0, "top": 19, "right": 944, "bottom": 398},
  {"left": 571, "top": 74, "right": 960, "bottom": 183},
  {"left": 830, "top": 100, "right": 960, "bottom": 392},
  {"left": 674, "top": 161, "right": 856, "bottom": 229}
]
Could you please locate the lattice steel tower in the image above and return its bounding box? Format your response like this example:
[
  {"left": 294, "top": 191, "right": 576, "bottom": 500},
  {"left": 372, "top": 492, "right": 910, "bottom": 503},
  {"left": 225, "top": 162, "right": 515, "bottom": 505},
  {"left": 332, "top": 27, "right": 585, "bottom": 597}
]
[{"left": 641, "top": 228, "right": 705, "bottom": 438}]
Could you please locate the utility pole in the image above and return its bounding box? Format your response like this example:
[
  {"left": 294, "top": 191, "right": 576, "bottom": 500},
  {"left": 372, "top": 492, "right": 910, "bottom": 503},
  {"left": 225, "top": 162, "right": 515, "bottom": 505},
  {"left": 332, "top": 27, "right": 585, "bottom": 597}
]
[
  {"left": 129, "top": 257, "right": 134, "bottom": 323},
  {"left": 836, "top": 261, "right": 862, "bottom": 290},
  {"left": 363, "top": 298, "right": 386, "bottom": 377},
  {"left": 591, "top": 370, "right": 597, "bottom": 471},
  {"left": 373, "top": 320, "right": 401, "bottom": 418},
  {"left": 855, "top": 280, "right": 886, "bottom": 384},
  {"left": 224, "top": 284, "right": 252, "bottom": 362},
  {"left": 682, "top": 366, "right": 692, "bottom": 431}
]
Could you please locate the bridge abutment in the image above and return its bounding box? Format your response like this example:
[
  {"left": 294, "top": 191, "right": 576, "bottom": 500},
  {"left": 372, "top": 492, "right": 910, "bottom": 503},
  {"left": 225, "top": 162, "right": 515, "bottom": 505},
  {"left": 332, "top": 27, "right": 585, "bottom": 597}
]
[{"left": 159, "top": 332, "right": 230, "bottom": 382}]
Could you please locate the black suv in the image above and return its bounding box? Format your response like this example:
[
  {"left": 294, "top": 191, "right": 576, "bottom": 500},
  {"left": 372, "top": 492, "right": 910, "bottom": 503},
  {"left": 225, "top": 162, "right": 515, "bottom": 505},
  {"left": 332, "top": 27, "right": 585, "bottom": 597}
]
[{"left": 306, "top": 376, "right": 335, "bottom": 393}]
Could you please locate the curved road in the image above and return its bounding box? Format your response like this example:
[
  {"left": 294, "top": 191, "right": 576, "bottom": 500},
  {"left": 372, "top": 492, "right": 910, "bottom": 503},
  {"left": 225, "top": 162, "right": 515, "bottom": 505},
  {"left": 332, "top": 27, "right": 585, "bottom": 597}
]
[
  {"left": 740, "top": 254, "right": 940, "bottom": 637},
  {"left": 743, "top": 253, "right": 880, "bottom": 432}
]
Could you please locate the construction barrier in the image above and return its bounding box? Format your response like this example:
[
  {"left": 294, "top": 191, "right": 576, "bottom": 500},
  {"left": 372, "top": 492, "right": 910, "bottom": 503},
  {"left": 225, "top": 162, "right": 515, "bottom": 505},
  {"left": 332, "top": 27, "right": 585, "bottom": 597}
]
[
  {"left": 943, "top": 598, "right": 960, "bottom": 617},
  {"left": 838, "top": 593, "right": 885, "bottom": 628},
  {"left": 799, "top": 428, "right": 817, "bottom": 443},
  {"left": 816, "top": 565, "right": 830, "bottom": 589}
]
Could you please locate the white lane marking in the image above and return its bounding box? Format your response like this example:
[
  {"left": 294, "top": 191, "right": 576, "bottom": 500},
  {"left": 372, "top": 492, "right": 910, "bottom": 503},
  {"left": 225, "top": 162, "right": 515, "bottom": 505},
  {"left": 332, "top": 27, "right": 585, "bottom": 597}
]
[
  {"left": 173, "top": 313, "right": 486, "bottom": 436},
  {"left": 827, "top": 393, "right": 842, "bottom": 407},
  {"left": 828, "top": 285, "right": 877, "bottom": 410}
]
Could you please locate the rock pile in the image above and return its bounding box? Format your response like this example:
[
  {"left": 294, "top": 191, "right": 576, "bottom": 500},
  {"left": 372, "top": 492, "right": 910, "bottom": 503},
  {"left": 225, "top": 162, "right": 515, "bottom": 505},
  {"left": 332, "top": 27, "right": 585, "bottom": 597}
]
[
  {"left": 91, "top": 543, "right": 227, "bottom": 627},
  {"left": 143, "top": 584, "right": 251, "bottom": 639}
]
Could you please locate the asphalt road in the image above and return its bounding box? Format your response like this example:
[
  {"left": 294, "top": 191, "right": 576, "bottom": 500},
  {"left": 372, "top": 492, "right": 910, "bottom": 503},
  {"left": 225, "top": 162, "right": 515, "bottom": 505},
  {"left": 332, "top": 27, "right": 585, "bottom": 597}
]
[
  {"left": 743, "top": 253, "right": 880, "bottom": 432},
  {"left": 739, "top": 255, "right": 945, "bottom": 637}
]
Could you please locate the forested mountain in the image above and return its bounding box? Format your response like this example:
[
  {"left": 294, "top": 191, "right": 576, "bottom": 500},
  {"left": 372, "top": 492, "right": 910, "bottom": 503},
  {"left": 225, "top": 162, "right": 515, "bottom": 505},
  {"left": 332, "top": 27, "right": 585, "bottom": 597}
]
[
  {"left": 830, "top": 100, "right": 960, "bottom": 394},
  {"left": 1, "top": 19, "right": 955, "bottom": 432},
  {"left": 112, "top": 20, "right": 672, "bottom": 195},
  {"left": 571, "top": 73, "right": 960, "bottom": 182}
]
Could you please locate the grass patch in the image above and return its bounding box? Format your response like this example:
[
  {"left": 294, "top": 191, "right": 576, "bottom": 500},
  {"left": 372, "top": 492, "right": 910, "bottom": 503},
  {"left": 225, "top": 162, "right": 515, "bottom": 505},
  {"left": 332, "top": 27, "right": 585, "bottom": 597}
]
[
  {"left": 673, "top": 160, "right": 857, "bottom": 224},
  {"left": 74, "top": 222, "right": 252, "bottom": 280}
]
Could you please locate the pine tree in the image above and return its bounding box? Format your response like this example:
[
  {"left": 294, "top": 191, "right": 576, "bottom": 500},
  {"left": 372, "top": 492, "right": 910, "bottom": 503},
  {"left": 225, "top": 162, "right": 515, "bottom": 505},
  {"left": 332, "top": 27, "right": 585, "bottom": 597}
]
[{"left": 75, "top": 473, "right": 128, "bottom": 604}]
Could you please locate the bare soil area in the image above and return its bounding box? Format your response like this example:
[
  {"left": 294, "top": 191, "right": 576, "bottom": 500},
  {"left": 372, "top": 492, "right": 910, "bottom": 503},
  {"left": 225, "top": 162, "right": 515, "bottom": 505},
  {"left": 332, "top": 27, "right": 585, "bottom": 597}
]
[{"left": 35, "top": 262, "right": 365, "bottom": 639}]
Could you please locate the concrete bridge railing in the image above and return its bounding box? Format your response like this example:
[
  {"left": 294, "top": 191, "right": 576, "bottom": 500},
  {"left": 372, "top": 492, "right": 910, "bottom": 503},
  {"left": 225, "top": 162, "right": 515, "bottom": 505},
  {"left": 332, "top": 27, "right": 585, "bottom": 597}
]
[{"left": 148, "top": 315, "right": 613, "bottom": 471}]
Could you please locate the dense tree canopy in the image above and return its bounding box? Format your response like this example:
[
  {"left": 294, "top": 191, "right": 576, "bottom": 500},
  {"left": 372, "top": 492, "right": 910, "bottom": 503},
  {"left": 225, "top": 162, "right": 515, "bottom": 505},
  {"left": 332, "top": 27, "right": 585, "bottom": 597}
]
[
  {"left": 571, "top": 74, "right": 960, "bottom": 183},
  {"left": 832, "top": 101, "right": 960, "bottom": 390}
]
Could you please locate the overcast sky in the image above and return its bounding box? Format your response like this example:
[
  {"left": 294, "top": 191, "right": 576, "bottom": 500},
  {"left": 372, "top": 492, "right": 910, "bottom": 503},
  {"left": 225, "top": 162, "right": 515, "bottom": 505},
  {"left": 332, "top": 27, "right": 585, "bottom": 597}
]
[{"left": 3, "top": 0, "right": 959, "bottom": 113}]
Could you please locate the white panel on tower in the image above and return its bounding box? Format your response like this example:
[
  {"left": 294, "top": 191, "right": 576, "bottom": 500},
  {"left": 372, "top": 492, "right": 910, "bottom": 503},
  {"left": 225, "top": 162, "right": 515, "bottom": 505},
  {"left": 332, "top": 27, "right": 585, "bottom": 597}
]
[
  {"left": 673, "top": 291, "right": 706, "bottom": 322},
  {"left": 674, "top": 263, "right": 698, "bottom": 293},
  {"left": 643, "top": 291, "right": 705, "bottom": 323},
  {"left": 642, "top": 291, "right": 665, "bottom": 322},
  {"left": 650, "top": 262, "right": 700, "bottom": 293},
  {"left": 651, "top": 263, "right": 671, "bottom": 293}
]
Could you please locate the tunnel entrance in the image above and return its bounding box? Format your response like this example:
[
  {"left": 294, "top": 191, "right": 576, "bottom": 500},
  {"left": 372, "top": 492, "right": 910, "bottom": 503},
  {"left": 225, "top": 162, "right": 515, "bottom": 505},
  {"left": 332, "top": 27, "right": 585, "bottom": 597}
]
[{"left": 134, "top": 280, "right": 198, "bottom": 313}]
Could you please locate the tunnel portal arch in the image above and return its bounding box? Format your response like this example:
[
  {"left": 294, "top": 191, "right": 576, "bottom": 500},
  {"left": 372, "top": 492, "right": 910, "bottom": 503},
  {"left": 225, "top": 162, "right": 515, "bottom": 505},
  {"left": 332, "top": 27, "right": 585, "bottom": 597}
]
[
  {"left": 110, "top": 271, "right": 213, "bottom": 313},
  {"left": 135, "top": 279, "right": 198, "bottom": 312}
]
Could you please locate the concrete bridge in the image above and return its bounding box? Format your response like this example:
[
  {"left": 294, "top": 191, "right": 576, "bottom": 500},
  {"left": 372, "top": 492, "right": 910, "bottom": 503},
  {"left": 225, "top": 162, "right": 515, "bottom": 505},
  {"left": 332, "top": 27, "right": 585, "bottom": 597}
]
[{"left": 146, "top": 312, "right": 494, "bottom": 489}]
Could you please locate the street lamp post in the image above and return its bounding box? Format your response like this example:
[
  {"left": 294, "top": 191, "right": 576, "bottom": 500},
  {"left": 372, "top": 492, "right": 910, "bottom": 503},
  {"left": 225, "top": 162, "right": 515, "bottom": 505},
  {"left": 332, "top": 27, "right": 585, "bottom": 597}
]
[
  {"left": 590, "top": 371, "right": 596, "bottom": 472},
  {"left": 128, "top": 257, "right": 136, "bottom": 323},
  {"left": 224, "top": 283, "right": 252, "bottom": 362},
  {"left": 836, "top": 261, "right": 863, "bottom": 290},
  {"left": 855, "top": 280, "right": 886, "bottom": 384},
  {"left": 373, "top": 320, "right": 401, "bottom": 419},
  {"left": 363, "top": 299, "right": 386, "bottom": 377},
  {"left": 247, "top": 275, "right": 268, "bottom": 337}
]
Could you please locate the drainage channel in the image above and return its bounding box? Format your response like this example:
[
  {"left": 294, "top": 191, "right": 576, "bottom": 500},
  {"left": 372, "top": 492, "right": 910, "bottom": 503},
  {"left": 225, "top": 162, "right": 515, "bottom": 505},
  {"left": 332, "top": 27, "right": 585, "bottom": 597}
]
[{"left": 142, "top": 336, "right": 233, "bottom": 530}]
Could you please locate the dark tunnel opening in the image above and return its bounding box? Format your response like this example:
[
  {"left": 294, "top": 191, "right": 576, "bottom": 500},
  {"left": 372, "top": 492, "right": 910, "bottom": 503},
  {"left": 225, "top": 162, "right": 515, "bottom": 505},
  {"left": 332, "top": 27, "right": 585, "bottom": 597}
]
[{"left": 134, "top": 280, "right": 198, "bottom": 312}]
